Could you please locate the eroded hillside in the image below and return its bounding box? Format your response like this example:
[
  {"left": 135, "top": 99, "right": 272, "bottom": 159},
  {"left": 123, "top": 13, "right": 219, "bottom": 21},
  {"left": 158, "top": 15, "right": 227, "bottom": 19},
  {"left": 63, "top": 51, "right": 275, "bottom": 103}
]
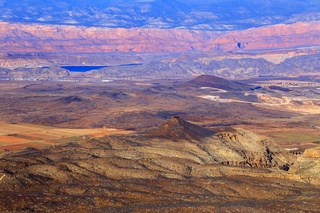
[{"left": 0, "top": 117, "right": 319, "bottom": 212}]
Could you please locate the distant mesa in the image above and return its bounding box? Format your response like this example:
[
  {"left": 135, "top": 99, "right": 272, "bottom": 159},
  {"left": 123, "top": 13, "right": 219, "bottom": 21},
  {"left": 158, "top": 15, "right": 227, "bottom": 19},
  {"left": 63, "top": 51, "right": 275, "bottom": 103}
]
[
  {"left": 145, "top": 116, "right": 214, "bottom": 141},
  {"left": 183, "top": 75, "right": 248, "bottom": 91}
]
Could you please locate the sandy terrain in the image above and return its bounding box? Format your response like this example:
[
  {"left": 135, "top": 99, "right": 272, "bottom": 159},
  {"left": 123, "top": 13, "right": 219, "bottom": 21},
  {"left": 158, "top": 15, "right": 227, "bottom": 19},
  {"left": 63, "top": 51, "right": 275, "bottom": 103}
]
[
  {"left": 0, "top": 76, "right": 318, "bottom": 155},
  {"left": 256, "top": 94, "right": 320, "bottom": 114},
  {"left": 0, "top": 122, "right": 132, "bottom": 151}
]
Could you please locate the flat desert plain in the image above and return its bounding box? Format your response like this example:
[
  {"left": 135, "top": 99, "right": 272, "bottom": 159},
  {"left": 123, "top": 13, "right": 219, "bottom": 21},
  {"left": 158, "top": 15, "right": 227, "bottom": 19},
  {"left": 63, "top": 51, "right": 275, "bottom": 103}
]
[{"left": 0, "top": 122, "right": 131, "bottom": 152}]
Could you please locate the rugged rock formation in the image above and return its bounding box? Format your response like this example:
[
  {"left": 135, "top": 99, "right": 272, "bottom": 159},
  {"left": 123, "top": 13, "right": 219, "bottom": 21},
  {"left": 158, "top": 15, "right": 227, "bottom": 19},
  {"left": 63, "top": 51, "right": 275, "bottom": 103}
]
[
  {"left": 0, "top": 117, "right": 317, "bottom": 212},
  {"left": 289, "top": 147, "right": 320, "bottom": 185}
]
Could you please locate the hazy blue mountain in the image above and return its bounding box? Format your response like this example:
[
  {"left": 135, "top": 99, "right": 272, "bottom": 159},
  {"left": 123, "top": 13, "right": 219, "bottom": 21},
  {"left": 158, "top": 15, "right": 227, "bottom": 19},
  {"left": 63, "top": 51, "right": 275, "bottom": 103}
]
[{"left": 0, "top": 0, "right": 319, "bottom": 30}]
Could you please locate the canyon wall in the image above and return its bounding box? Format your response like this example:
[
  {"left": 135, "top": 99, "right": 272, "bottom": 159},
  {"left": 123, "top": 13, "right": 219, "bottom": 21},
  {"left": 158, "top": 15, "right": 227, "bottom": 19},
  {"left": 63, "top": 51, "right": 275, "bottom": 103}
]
[{"left": 1, "top": 21, "right": 320, "bottom": 53}]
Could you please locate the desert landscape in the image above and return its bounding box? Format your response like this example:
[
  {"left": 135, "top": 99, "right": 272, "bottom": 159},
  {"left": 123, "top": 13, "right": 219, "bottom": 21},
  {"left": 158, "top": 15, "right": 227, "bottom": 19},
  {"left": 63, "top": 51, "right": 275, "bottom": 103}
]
[
  {"left": 0, "top": 0, "right": 320, "bottom": 212},
  {"left": 0, "top": 74, "right": 319, "bottom": 212}
]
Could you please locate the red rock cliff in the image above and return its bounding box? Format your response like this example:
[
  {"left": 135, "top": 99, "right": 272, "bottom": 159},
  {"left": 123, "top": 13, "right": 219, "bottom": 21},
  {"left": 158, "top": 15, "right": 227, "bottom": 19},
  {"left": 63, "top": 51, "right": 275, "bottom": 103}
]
[{"left": 0, "top": 21, "right": 320, "bottom": 53}]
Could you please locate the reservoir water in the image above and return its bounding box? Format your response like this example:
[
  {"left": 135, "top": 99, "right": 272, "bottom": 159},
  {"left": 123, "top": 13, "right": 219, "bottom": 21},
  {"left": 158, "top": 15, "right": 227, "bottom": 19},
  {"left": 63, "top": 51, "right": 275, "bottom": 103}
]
[
  {"left": 61, "top": 66, "right": 109, "bottom": 72},
  {"left": 61, "top": 64, "right": 143, "bottom": 72}
]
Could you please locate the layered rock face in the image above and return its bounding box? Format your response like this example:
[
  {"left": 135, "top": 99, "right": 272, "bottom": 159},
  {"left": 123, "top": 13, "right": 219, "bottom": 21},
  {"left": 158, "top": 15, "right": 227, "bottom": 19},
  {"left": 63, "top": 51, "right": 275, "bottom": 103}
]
[
  {"left": 289, "top": 147, "right": 320, "bottom": 185},
  {"left": 144, "top": 117, "right": 292, "bottom": 168},
  {"left": 1, "top": 21, "right": 320, "bottom": 53}
]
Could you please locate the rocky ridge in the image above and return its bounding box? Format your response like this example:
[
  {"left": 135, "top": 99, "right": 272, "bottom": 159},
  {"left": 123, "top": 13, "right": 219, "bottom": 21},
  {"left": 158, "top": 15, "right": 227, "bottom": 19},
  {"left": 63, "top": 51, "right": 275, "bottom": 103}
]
[
  {"left": 0, "top": 117, "right": 297, "bottom": 181},
  {"left": 0, "top": 117, "right": 318, "bottom": 212}
]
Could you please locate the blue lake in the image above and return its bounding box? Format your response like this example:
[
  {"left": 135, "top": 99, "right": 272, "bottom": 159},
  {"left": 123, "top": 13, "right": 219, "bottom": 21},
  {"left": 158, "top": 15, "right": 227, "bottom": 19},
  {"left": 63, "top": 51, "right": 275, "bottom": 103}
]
[
  {"left": 61, "top": 66, "right": 109, "bottom": 72},
  {"left": 61, "top": 64, "right": 143, "bottom": 72}
]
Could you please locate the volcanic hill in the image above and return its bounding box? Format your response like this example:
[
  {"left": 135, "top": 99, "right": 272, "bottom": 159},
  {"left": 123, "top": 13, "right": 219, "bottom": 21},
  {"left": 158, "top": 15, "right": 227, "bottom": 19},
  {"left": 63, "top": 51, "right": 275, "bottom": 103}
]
[
  {"left": 145, "top": 116, "right": 214, "bottom": 141},
  {"left": 182, "top": 74, "right": 248, "bottom": 91}
]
